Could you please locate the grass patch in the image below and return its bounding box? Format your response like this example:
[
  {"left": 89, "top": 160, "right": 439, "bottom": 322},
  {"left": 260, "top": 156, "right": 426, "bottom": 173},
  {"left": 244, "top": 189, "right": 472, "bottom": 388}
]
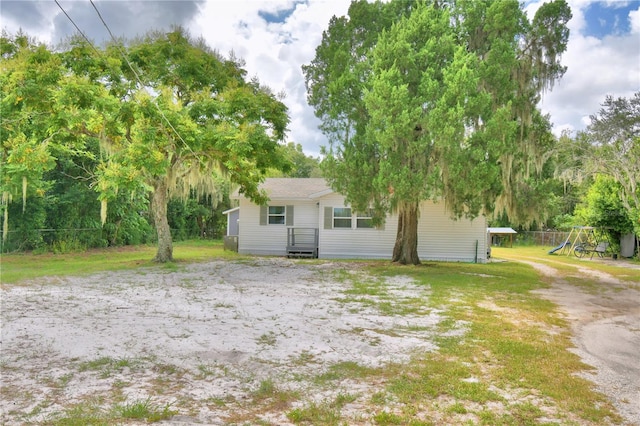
[
  {"left": 222, "top": 378, "right": 300, "bottom": 423},
  {"left": 112, "top": 398, "right": 176, "bottom": 422},
  {"left": 195, "top": 363, "right": 222, "bottom": 379},
  {"left": 77, "top": 357, "right": 141, "bottom": 378},
  {"left": 358, "top": 257, "right": 622, "bottom": 425},
  {"left": 287, "top": 393, "right": 357, "bottom": 425},
  {"left": 314, "top": 361, "right": 378, "bottom": 384},
  {"left": 48, "top": 402, "right": 109, "bottom": 426},
  {"left": 493, "top": 246, "right": 640, "bottom": 283},
  {"left": 252, "top": 378, "right": 300, "bottom": 407},
  {"left": 289, "top": 350, "right": 317, "bottom": 367},
  {"left": 344, "top": 276, "right": 389, "bottom": 297},
  {"left": 256, "top": 331, "right": 278, "bottom": 346},
  {"left": 335, "top": 270, "right": 430, "bottom": 316},
  {"left": 48, "top": 397, "right": 175, "bottom": 425},
  {"left": 0, "top": 240, "right": 240, "bottom": 284}
]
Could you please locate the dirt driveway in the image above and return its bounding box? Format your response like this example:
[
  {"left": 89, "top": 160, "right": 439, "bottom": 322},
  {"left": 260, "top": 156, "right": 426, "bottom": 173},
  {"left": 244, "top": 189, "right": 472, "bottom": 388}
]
[
  {"left": 515, "top": 257, "right": 640, "bottom": 426},
  {"left": 0, "top": 258, "right": 447, "bottom": 425}
]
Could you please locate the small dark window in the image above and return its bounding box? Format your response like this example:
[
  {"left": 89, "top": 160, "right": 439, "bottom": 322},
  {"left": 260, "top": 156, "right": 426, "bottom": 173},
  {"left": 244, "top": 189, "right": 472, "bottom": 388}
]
[
  {"left": 356, "top": 209, "right": 374, "bottom": 228},
  {"left": 333, "top": 207, "right": 352, "bottom": 228},
  {"left": 268, "top": 206, "right": 286, "bottom": 224}
]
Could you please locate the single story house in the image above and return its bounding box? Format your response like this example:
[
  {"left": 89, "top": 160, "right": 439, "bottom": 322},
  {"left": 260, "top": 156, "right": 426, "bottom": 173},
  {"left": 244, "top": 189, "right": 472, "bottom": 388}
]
[{"left": 225, "top": 178, "right": 488, "bottom": 263}]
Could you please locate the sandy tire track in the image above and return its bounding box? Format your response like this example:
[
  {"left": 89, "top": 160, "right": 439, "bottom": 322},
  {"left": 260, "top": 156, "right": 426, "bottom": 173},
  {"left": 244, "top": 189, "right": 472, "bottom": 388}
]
[{"left": 517, "top": 259, "right": 640, "bottom": 425}]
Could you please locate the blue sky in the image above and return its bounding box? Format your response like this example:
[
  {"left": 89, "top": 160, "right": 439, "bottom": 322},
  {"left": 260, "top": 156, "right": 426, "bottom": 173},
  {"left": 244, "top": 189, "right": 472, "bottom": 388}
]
[
  {"left": 527, "top": 0, "right": 640, "bottom": 137},
  {"left": 1, "top": 0, "right": 639, "bottom": 156},
  {"left": 583, "top": 1, "right": 637, "bottom": 37},
  {"left": 258, "top": 1, "right": 304, "bottom": 24}
]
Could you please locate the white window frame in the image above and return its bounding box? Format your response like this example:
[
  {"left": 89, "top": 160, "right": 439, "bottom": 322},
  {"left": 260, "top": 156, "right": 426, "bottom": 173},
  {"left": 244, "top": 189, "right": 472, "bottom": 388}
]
[
  {"left": 356, "top": 209, "right": 374, "bottom": 229},
  {"left": 268, "top": 205, "right": 286, "bottom": 225},
  {"left": 333, "top": 207, "right": 352, "bottom": 228}
]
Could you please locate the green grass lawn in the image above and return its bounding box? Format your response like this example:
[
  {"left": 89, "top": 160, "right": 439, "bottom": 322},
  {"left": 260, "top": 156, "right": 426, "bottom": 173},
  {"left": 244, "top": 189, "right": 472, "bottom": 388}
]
[
  {"left": 358, "top": 258, "right": 622, "bottom": 425},
  {"left": 0, "top": 240, "right": 239, "bottom": 285},
  {"left": 492, "top": 245, "right": 640, "bottom": 283}
]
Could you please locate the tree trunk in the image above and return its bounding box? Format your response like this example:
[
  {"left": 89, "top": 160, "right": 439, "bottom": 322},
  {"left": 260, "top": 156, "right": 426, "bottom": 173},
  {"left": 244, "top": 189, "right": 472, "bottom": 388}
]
[
  {"left": 151, "top": 178, "right": 173, "bottom": 262},
  {"left": 392, "top": 201, "right": 420, "bottom": 265}
]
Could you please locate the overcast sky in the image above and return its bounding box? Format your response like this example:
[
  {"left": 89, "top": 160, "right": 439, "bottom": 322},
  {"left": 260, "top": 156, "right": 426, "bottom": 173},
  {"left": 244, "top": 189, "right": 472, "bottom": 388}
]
[{"left": 1, "top": 0, "right": 639, "bottom": 156}]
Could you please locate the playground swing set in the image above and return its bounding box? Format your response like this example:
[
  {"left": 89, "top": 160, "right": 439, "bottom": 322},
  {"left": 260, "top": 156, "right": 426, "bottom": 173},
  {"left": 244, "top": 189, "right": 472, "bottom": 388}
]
[{"left": 548, "top": 226, "right": 613, "bottom": 259}]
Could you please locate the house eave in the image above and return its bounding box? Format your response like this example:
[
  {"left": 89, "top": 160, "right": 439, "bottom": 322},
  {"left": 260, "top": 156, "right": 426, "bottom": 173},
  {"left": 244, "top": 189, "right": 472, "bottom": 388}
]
[
  {"left": 222, "top": 207, "right": 240, "bottom": 215},
  {"left": 309, "top": 188, "right": 334, "bottom": 199}
]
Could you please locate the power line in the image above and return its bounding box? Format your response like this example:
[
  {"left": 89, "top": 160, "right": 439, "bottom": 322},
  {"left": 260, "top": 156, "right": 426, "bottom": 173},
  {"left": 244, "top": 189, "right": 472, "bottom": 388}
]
[
  {"left": 53, "top": 0, "right": 101, "bottom": 56},
  {"left": 88, "top": 1, "right": 145, "bottom": 91},
  {"left": 54, "top": 0, "right": 193, "bottom": 155},
  {"left": 88, "top": 0, "right": 193, "bottom": 153}
]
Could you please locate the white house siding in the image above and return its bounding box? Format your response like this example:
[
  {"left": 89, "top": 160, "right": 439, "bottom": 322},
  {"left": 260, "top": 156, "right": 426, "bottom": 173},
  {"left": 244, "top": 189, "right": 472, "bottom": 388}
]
[
  {"left": 318, "top": 194, "right": 487, "bottom": 263},
  {"left": 417, "top": 202, "right": 487, "bottom": 263},
  {"left": 237, "top": 198, "right": 320, "bottom": 256},
  {"left": 318, "top": 193, "right": 396, "bottom": 259}
]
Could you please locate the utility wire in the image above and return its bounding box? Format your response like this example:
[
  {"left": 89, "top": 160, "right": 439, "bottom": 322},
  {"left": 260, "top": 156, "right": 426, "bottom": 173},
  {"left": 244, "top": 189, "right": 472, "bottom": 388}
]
[
  {"left": 88, "top": 0, "right": 193, "bottom": 153},
  {"left": 54, "top": 0, "right": 193, "bottom": 155},
  {"left": 54, "top": 0, "right": 101, "bottom": 56}
]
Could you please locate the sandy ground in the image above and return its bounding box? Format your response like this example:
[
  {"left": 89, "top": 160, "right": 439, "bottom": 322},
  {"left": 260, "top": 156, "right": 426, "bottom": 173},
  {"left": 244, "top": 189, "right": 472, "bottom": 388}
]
[
  {"left": 522, "top": 258, "right": 640, "bottom": 426},
  {"left": 0, "top": 258, "right": 454, "bottom": 424},
  {"left": 1, "top": 255, "right": 639, "bottom": 425}
]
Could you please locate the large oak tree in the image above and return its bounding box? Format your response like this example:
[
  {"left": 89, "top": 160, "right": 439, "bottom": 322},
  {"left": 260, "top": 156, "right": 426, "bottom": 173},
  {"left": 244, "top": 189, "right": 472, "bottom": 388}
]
[
  {"left": 1, "top": 29, "right": 291, "bottom": 261},
  {"left": 304, "top": 0, "right": 571, "bottom": 264},
  {"left": 90, "top": 29, "right": 291, "bottom": 262}
]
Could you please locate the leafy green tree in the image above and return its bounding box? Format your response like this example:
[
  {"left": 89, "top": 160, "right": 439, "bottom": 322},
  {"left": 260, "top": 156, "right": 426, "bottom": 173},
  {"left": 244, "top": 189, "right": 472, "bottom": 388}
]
[
  {"left": 550, "top": 130, "right": 590, "bottom": 219},
  {"left": 574, "top": 175, "right": 633, "bottom": 247},
  {"left": 2, "top": 33, "right": 155, "bottom": 253},
  {"left": 304, "top": 0, "right": 571, "bottom": 264},
  {"left": 266, "top": 142, "right": 321, "bottom": 178},
  {"left": 58, "top": 29, "right": 290, "bottom": 261},
  {"left": 581, "top": 92, "right": 640, "bottom": 236},
  {"left": 1, "top": 32, "right": 60, "bottom": 243},
  {"left": 2, "top": 29, "right": 291, "bottom": 260},
  {"left": 93, "top": 29, "right": 291, "bottom": 262}
]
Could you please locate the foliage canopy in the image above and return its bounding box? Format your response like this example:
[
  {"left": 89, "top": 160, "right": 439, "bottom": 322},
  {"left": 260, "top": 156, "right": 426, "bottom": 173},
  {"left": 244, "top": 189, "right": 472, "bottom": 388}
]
[
  {"left": 1, "top": 29, "right": 292, "bottom": 260},
  {"left": 303, "top": 0, "right": 571, "bottom": 264}
]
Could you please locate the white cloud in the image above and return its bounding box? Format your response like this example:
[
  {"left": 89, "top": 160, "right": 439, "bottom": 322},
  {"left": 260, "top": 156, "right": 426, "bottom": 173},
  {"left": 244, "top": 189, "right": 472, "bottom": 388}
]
[
  {"left": 190, "top": 0, "right": 349, "bottom": 156},
  {"left": 1, "top": 2, "right": 57, "bottom": 44},
  {"left": 539, "top": 1, "right": 640, "bottom": 135},
  {"left": 630, "top": 6, "right": 640, "bottom": 34},
  {"left": 602, "top": 0, "right": 634, "bottom": 8}
]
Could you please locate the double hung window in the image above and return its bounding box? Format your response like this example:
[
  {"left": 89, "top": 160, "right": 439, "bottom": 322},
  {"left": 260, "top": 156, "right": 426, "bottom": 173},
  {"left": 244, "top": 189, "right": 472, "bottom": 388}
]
[
  {"left": 268, "top": 206, "right": 286, "bottom": 225},
  {"left": 260, "top": 205, "right": 293, "bottom": 226},
  {"left": 356, "top": 209, "right": 374, "bottom": 228},
  {"left": 333, "top": 207, "right": 352, "bottom": 228},
  {"left": 325, "top": 207, "right": 377, "bottom": 229}
]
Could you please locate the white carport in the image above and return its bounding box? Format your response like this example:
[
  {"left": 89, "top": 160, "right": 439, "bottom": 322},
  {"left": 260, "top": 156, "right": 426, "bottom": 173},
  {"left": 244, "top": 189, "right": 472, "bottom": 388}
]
[{"left": 487, "top": 227, "right": 517, "bottom": 248}]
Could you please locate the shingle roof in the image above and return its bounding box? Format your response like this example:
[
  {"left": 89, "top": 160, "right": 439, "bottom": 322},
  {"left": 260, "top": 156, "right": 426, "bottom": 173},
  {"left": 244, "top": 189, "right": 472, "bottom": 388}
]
[{"left": 260, "top": 178, "right": 331, "bottom": 199}]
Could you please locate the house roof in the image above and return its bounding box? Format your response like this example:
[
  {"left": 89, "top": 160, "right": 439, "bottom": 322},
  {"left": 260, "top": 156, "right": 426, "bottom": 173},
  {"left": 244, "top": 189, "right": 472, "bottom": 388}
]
[
  {"left": 222, "top": 206, "right": 240, "bottom": 215},
  {"left": 231, "top": 178, "right": 333, "bottom": 200},
  {"left": 260, "top": 178, "right": 332, "bottom": 200}
]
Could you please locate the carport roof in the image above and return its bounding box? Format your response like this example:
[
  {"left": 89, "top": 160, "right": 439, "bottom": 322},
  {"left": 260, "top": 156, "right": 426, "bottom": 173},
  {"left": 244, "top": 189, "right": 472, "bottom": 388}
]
[{"left": 487, "top": 227, "right": 517, "bottom": 234}]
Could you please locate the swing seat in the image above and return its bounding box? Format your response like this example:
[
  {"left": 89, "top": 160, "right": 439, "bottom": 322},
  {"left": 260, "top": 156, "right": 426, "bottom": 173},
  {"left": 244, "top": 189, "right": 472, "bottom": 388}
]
[{"left": 591, "top": 242, "right": 609, "bottom": 259}]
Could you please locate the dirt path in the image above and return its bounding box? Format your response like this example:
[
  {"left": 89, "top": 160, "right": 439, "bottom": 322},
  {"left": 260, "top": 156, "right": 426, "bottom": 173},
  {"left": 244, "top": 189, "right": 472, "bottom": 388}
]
[
  {"left": 0, "top": 258, "right": 445, "bottom": 425},
  {"left": 516, "top": 259, "right": 640, "bottom": 426}
]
